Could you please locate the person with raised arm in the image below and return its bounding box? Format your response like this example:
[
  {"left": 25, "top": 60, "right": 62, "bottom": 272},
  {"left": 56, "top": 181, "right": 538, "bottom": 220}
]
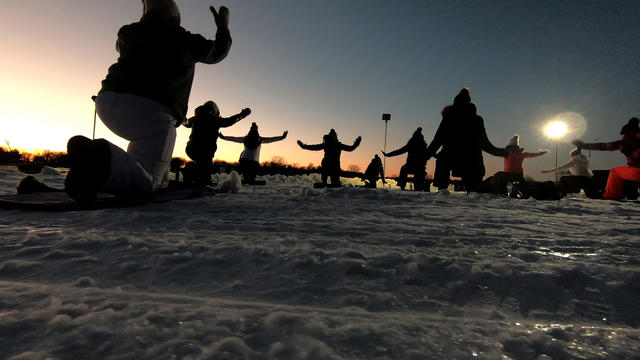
[
  {"left": 183, "top": 101, "right": 251, "bottom": 185},
  {"left": 382, "top": 127, "right": 429, "bottom": 191},
  {"left": 219, "top": 122, "right": 287, "bottom": 185},
  {"left": 426, "top": 88, "right": 508, "bottom": 192},
  {"left": 572, "top": 117, "right": 640, "bottom": 200},
  {"left": 488, "top": 134, "right": 548, "bottom": 196},
  {"left": 65, "top": 1, "right": 233, "bottom": 203},
  {"left": 297, "top": 129, "right": 361, "bottom": 187}
]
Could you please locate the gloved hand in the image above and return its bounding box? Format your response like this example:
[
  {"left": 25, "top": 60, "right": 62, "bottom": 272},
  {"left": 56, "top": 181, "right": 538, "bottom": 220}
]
[{"left": 210, "top": 6, "right": 229, "bottom": 28}]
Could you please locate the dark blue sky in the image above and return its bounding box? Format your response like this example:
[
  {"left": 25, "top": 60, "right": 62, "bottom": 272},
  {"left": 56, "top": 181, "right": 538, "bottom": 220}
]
[{"left": 2, "top": 0, "right": 639, "bottom": 177}]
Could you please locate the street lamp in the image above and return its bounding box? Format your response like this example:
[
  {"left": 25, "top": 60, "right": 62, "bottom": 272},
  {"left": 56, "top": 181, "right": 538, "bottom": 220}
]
[
  {"left": 544, "top": 121, "right": 567, "bottom": 182},
  {"left": 382, "top": 113, "right": 391, "bottom": 179}
]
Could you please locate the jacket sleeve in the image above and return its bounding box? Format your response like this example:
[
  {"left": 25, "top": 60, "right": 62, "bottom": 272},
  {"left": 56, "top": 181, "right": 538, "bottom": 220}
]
[
  {"left": 340, "top": 137, "right": 362, "bottom": 152},
  {"left": 479, "top": 117, "right": 509, "bottom": 157},
  {"left": 186, "top": 25, "right": 232, "bottom": 65},
  {"left": 219, "top": 135, "right": 244, "bottom": 143},
  {"left": 385, "top": 144, "right": 408, "bottom": 157},
  {"left": 523, "top": 151, "right": 546, "bottom": 158},
  {"left": 579, "top": 141, "right": 621, "bottom": 152},
  {"left": 426, "top": 120, "right": 447, "bottom": 157},
  {"left": 299, "top": 142, "right": 325, "bottom": 151},
  {"left": 545, "top": 160, "right": 574, "bottom": 173},
  {"left": 260, "top": 134, "right": 287, "bottom": 144}
]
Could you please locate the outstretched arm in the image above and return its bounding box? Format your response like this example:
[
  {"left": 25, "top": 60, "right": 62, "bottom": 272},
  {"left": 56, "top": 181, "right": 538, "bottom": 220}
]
[
  {"left": 261, "top": 131, "right": 288, "bottom": 144},
  {"left": 523, "top": 149, "right": 549, "bottom": 158},
  {"left": 297, "top": 140, "right": 324, "bottom": 151},
  {"left": 219, "top": 108, "right": 251, "bottom": 128},
  {"left": 341, "top": 136, "right": 362, "bottom": 152},
  {"left": 194, "top": 6, "right": 232, "bottom": 64},
  {"left": 541, "top": 160, "right": 574, "bottom": 174},
  {"left": 382, "top": 144, "right": 408, "bottom": 157},
  {"left": 218, "top": 133, "right": 244, "bottom": 143},
  {"left": 573, "top": 139, "right": 621, "bottom": 152}
]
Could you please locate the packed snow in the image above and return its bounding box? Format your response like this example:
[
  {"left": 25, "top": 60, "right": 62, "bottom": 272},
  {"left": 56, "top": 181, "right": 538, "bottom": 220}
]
[{"left": 1, "top": 165, "right": 639, "bottom": 359}]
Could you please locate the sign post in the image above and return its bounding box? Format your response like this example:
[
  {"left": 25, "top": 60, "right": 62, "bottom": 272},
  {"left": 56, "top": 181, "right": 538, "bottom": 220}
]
[{"left": 382, "top": 113, "right": 391, "bottom": 179}]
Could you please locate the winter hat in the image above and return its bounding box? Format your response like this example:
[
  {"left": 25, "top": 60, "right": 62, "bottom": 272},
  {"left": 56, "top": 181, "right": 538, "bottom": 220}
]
[
  {"left": 453, "top": 88, "right": 471, "bottom": 106},
  {"left": 250, "top": 122, "right": 258, "bottom": 131},
  {"left": 328, "top": 129, "right": 337, "bottom": 139},
  {"left": 195, "top": 101, "right": 219, "bottom": 117},
  {"left": 620, "top": 117, "right": 640, "bottom": 135},
  {"left": 142, "top": 0, "right": 181, "bottom": 25},
  {"left": 569, "top": 148, "right": 581, "bottom": 157},
  {"left": 506, "top": 134, "right": 520, "bottom": 147}
]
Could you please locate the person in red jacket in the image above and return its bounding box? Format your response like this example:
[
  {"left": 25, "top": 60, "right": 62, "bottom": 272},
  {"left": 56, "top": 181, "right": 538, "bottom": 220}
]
[
  {"left": 488, "top": 134, "right": 548, "bottom": 196},
  {"left": 65, "top": 1, "right": 233, "bottom": 203},
  {"left": 573, "top": 117, "right": 640, "bottom": 200}
]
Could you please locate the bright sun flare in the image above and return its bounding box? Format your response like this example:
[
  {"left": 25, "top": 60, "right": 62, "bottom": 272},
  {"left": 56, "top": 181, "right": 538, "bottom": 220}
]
[{"left": 545, "top": 121, "right": 568, "bottom": 139}]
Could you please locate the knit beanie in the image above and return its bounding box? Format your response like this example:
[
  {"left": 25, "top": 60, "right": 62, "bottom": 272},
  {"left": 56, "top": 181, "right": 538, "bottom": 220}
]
[
  {"left": 142, "top": 0, "right": 181, "bottom": 24},
  {"left": 453, "top": 88, "right": 471, "bottom": 106},
  {"left": 506, "top": 134, "right": 520, "bottom": 147},
  {"left": 620, "top": 117, "right": 640, "bottom": 135}
]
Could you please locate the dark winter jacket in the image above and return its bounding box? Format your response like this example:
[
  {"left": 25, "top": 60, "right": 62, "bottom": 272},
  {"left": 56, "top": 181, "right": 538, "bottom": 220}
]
[
  {"left": 298, "top": 136, "right": 361, "bottom": 171},
  {"left": 427, "top": 103, "right": 508, "bottom": 178},
  {"left": 579, "top": 134, "right": 640, "bottom": 167},
  {"left": 99, "top": 17, "right": 232, "bottom": 123},
  {"left": 363, "top": 155, "right": 385, "bottom": 181},
  {"left": 184, "top": 112, "right": 245, "bottom": 160},
  {"left": 385, "top": 134, "right": 428, "bottom": 168}
]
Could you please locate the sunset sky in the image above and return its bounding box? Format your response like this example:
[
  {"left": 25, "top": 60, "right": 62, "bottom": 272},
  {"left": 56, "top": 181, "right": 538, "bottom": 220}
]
[{"left": 1, "top": 0, "right": 639, "bottom": 178}]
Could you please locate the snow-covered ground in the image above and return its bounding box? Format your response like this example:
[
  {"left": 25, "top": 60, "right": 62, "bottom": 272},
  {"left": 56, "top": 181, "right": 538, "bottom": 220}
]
[{"left": 1, "top": 165, "right": 639, "bottom": 359}]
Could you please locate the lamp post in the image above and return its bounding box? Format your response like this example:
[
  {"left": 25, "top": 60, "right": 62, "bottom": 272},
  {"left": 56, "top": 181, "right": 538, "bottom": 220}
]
[
  {"left": 544, "top": 121, "right": 568, "bottom": 183},
  {"left": 382, "top": 113, "right": 391, "bottom": 179}
]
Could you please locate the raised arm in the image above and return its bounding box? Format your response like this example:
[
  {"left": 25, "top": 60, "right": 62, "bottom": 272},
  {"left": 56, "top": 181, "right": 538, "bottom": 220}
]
[
  {"left": 573, "top": 139, "right": 621, "bottom": 152},
  {"left": 541, "top": 159, "right": 574, "bottom": 174},
  {"left": 523, "top": 149, "right": 549, "bottom": 158},
  {"left": 218, "top": 133, "right": 244, "bottom": 143},
  {"left": 297, "top": 140, "right": 324, "bottom": 151},
  {"left": 341, "top": 136, "right": 362, "bottom": 152},
  {"left": 382, "top": 144, "right": 408, "bottom": 158},
  {"left": 219, "top": 108, "right": 251, "bottom": 128},
  {"left": 479, "top": 117, "right": 509, "bottom": 157},
  {"left": 261, "top": 131, "right": 288, "bottom": 144},
  {"left": 193, "top": 6, "right": 232, "bottom": 64}
]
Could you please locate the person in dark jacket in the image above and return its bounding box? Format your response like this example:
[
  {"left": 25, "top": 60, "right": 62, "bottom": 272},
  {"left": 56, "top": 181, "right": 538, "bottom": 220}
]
[
  {"left": 219, "top": 122, "right": 288, "bottom": 184},
  {"left": 426, "top": 88, "right": 509, "bottom": 192},
  {"left": 64, "top": 1, "right": 233, "bottom": 203},
  {"left": 297, "top": 129, "right": 362, "bottom": 187},
  {"left": 382, "top": 127, "right": 429, "bottom": 190},
  {"left": 573, "top": 117, "right": 640, "bottom": 200},
  {"left": 361, "top": 154, "right": 386, "bottom": 188},
  {"left": 183, "top": 101, "right": 251, "bottom": 185}
]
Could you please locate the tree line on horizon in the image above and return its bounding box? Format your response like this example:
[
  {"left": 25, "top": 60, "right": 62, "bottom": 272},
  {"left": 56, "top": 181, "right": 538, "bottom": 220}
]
[{"left": 0, "top": 146, "right": 368, "bottom": 179}]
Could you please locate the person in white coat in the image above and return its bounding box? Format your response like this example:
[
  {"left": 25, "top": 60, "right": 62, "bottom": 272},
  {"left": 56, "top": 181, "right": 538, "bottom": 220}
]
[
  {"left": 542, "top": 148, "right": 598, "bottom": 198},
  {"left": 219, "top": 122, "right": 287, "bottom": 184}
]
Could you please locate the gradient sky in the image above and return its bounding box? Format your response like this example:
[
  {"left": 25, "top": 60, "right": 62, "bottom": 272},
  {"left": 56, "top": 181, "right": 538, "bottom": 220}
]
[{"left": 1, "top": 0, "right": 639, "bottom": 179}]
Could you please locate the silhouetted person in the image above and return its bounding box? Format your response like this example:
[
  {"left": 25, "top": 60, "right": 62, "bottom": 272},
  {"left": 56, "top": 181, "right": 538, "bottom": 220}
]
[
  {"left": 361, "top": 154, "right": 386, "bottom": 188},
  {"left": 219, "top": 122, "right": 287, "bottom": 184},
  {"left": 183, "top": 101, "right": 250, "bottom": 185},
  {"left": 382, "top": 127, "right": 429, "bottom": 190},
  {"left": 542, "top": 148, "right": 598, "bottom": 198},
  {"left": 489, "top": 134, "right": 548, "bottom": 196},
  {"left": 297, "top": 129, "right": 362, "bottom": 187},
  {"left": 65, "top": 1, "right": 233, "bottom": 203},
  {"left": 573, "top": 117, "right": 640, "bottom": 200},
  {"left": 427, "top": 88, "right": 508, "bottom": 192}
]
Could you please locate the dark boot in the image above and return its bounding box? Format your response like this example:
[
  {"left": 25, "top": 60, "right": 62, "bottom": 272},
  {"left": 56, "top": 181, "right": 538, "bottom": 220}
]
[
  {"left": 64, "top": 135, "right": 111, "bottom": 204},
  {"left": 17, "top": 175, "right": 61, "bottom": 194}
]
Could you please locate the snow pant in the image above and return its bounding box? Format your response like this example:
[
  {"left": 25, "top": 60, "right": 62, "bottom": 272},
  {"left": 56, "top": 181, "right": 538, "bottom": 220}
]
[
  {"left": 398, "top": 163, "right": 426, "bottom": 190},
  {"left": 95, "top": 91, "right": 177, "bottom": 195},
  {"left": 558, "top": 175, "right": 599, "bottom": 198},
  {"left": 321, "top": 162, "right": 341, "bottom": 186},
  {"left": 603, "top": 166, "right": 640, "bottom": 200},
  {"left": 185, "top": 141, "right": 216, "bottom": 185},
  {"left": 239, "top": 158, "right": 260, "bottom": 184},
  {"left": 433, "top": 155, "right": 483, "bottom": 192}
]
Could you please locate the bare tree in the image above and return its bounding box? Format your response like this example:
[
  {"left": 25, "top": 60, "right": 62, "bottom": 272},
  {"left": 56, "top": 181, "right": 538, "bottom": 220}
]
[{"left": 347, "top": 164, "right": 361, "bottom": 173}]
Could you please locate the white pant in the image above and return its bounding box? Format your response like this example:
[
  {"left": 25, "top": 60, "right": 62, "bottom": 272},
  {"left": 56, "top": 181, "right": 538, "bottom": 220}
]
[{"left": 95, "top": 91, "right": 177, "bottom": 195}]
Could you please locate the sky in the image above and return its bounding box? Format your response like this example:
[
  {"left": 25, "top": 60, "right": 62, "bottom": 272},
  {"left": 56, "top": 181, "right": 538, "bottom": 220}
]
[{"left": 1, "top": 0, "right": 639, "bottom": 179}]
